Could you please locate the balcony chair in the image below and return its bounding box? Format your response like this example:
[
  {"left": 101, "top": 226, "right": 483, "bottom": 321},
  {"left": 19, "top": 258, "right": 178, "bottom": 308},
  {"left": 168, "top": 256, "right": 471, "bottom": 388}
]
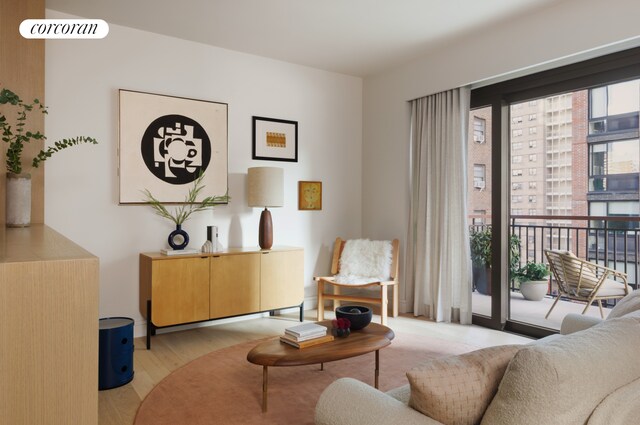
[
  {"left": 544, "top": 249, "right": 630, "bottom": 319},
  {"left": 314, "top": 238, "right": 399, "bottom": 326}
]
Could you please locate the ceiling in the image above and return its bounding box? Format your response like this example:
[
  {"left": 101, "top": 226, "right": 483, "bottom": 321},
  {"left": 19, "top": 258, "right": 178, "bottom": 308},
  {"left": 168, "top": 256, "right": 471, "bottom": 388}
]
[{"left": 46, "top": 0, "right": 563, "bottom": 77}]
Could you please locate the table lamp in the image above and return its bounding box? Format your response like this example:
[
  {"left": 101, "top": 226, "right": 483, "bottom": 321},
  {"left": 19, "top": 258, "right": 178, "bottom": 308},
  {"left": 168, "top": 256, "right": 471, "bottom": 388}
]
[{"left": 248, "top": 167, "right": 283, "bottom": 249}]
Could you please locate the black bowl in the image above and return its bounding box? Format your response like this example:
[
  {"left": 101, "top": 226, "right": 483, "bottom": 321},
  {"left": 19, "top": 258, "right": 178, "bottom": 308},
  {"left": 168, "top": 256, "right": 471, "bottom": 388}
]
[{"left": 335, "top": 305, "right": 373, "bottom": 330}]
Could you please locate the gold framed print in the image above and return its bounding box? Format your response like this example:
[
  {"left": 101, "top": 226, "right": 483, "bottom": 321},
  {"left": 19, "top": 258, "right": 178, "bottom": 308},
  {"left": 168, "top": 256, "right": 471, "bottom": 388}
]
[{"left": 298, "top": 181, "right": 322, "bottom": 210}]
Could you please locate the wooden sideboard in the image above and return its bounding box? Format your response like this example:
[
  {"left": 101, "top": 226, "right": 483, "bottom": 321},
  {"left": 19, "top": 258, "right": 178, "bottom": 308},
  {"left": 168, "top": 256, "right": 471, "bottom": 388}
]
[
  {"left": 0, "top": 225, "right": 99, "bottom": 425},
  {"left": 140, "top": 246, "right": 304, "bottom": 348}
]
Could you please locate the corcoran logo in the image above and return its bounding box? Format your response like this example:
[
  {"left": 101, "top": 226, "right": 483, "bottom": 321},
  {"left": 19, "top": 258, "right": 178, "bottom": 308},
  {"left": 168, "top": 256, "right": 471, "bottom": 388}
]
[{"left": 20, "top": 19, "right": 109, "bottom": 39}]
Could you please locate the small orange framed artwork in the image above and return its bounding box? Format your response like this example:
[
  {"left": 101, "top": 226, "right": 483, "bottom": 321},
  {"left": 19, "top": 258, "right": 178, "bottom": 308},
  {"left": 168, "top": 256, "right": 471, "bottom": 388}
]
[{"left": 298, "top": 181, "right": 322, "bottom": 210}]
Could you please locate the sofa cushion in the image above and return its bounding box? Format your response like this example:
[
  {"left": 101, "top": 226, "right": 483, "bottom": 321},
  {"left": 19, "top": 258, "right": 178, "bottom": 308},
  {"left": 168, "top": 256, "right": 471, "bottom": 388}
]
[
  {"left": 387, "top": 384, "right": 411, "bottom": 405},
  {"left": 407, "top": 345, "right": 521, "bottom": 425},
  {"left": 607, "top": 290, "right": 640, "bottom": 319},
  {"left": 481, "top": 314, "right": 640, "bottom": 425},
  {"left": 587, "top": 378, "right": 640, "bottom": 425}
]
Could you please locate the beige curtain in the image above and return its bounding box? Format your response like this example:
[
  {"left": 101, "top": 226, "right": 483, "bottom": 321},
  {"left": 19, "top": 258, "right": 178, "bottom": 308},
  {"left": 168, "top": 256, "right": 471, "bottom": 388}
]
[{"left": 406, "top": 87, "right": 472, "bottom": 324}]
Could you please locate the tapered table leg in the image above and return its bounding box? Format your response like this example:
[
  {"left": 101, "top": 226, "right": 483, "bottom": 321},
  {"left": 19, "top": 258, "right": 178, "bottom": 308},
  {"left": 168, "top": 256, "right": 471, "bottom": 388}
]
[
  {"left": 375, "top": 350, "right": 379, "bottom": 389},
  {"left": 262, "top": 366, "right": 268, "bottom": 412}
]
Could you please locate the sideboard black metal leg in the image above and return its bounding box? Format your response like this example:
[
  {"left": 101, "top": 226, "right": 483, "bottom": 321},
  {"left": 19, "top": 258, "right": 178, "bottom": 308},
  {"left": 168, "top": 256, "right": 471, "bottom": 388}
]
[
  {"left": 299, "top": 301, "right": 304, "bottom": 322},
  {"left": 269, "top": 310, "right": 275, "bottom": 316},
  {"left": 146, "top": 299, "right": 153, "bottom": 350}
]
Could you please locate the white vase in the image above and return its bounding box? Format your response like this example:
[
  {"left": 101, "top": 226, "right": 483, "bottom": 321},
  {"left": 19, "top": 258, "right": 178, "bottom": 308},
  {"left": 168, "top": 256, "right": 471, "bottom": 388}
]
[
  {"left": 6, "top": 173, "right": 31, "bottom": 227},
  {"left": 520, "top": 280, "right": 548, "bottom": 301}
]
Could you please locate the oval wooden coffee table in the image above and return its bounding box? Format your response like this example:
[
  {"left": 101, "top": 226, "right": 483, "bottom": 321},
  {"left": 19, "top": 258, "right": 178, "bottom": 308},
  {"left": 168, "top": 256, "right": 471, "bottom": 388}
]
[{"left": 247, "top": 320, "right": 394, "bottom": 412}]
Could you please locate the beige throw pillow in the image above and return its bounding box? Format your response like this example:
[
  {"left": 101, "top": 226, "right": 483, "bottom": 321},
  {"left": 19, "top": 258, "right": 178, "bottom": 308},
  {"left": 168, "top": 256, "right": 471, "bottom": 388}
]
[
  {"left": 407, "top": 345, "right": 521, "bottom": 425},
  {"left": 607, "top": 290, "right": 640, "bottom": 319}
]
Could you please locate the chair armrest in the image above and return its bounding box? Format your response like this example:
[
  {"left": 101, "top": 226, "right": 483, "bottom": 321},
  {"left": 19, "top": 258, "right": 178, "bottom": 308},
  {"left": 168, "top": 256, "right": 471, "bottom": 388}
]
[
  {"left": 560, "top": 313, "right": 603, "bottom": 335},
  {"left": 315, "top": 378, "right": 442, "bottom": 425},
  {"left": 314, "top": 276, "right": 334, "bottom": 282}
]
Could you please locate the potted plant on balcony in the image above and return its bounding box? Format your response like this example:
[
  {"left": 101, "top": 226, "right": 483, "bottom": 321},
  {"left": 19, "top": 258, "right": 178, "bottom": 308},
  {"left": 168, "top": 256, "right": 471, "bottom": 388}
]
[
  {"left": 470, "top": 227, "right": 521, "bottom": 296},
  {"left": 515, "top": 261, "right": 550, "bottom": 301},
  {"left": 1, "top": 87, "right": 97, "bottom": 227}
]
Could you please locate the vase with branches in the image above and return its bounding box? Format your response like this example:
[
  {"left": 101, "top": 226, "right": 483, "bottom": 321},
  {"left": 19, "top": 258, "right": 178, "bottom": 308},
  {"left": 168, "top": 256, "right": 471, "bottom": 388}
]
[
  {"left": 1, "top": 87, "right": 98, "bottom": 226},
  {"left": 142, "top": 173, "right": 230, "bottom": 250}
]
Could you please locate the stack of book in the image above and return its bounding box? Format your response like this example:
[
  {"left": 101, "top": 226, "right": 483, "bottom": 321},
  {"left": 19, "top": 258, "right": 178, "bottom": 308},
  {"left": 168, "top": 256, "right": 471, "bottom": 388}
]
[{"left": 280, "top": 322, "right": 334, "bottom": 349}]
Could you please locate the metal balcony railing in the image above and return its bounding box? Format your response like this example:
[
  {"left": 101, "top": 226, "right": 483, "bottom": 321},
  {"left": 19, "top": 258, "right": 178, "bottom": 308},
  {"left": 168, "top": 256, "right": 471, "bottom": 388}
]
[{"left": 469, "top": 215, "right": 640, "bottom": 298}]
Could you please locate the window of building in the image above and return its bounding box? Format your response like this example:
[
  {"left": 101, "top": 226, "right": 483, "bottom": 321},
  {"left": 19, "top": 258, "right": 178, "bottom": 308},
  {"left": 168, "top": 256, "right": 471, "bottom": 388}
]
[
  {"left": 589, "top": 201, "right": 640, "bottom": 229},
  {"left": 473, "top": 117, "right": 486, "bottom": 143},
  {"left": 473, "top": 164, "right": 486, "bottom": 189},
  {"left": 529, "top": 168, "right": 537, "bottom": 176},
  {"left": 512, "top": 169, "right": 523, "bottom": 176},
  {"left": 529, "top": 114, "right": 537, "bottom": 121},
  {"left": 512, "top": 116, "right": 523, "bottom": 124},
  {"left": 529, "top": 181, "right": 537, "bottom": 189},
  {"left": 512, "top": 129, "right": 523, "bottom": 137},
  {"left": 529, "top": 154, "right": 537, "bottom": 162},
  {"left": 589, "top": 80, "right": 640, "bottom": 134},
  {"left": 529, "top": 100, "right": 537, "bottom": 107},
  {"left": 512, "top": 195, "right": 522, "bottom": 203},
  {"left": 512, "top": 209, "right": 524, "bottom": 215},
  {"left": 512, "top": 142, "right": 522, "bottom": 150},
  {"left": 590, "top": 80, "right": 640, "bottom": 119},
  {"left": 529, "top": 140, "right": 537, "bottom": 149},
  {"left": 512, "top": 183, "right": 522, "bottom": 190},
  {"left": 512, "top": 155, "right": 522, "bottom": 163},
  {"left": 589, "top": 139, "right": 640, "bottom": 192},
  {"left": 528, "top": 208, "right": 537, "bottom": 215},
  {"left": 528, "top": 195, "right": 536, "bottom": 203},
  {"left": 472, "top": 210, "right": 486, "bottom": 225},
  {"left": 529, "top": 127, "right": 537, "bottom": 135}
]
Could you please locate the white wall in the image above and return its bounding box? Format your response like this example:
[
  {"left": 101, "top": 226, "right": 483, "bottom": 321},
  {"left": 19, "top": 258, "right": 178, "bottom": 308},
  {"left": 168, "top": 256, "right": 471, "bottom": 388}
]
[
  {"left": 44, "top": 10, "right": 363, "bottom": 336},
  {"left": 362, "top": 0, "right": 640, "bottom": 313}
]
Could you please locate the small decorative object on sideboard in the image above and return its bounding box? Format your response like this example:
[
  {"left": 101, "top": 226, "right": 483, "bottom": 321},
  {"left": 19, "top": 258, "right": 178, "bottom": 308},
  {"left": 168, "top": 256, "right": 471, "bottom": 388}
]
[
  {"left": 332, "top": 317, "right": 351, "bottom": 338},
  {"left": 335, "top": 305, "right": 372, "bottom": 330},
  {"left": 1, "top": 87, "right": 98, "bottom": 227},
  {"left": 142, "top": 173, "right": 230, "bottom": 252}
]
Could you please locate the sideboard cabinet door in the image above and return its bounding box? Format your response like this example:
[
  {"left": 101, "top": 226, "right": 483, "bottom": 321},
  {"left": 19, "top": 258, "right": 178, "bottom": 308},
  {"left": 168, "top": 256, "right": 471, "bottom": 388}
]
[
  {"left": 151, "top": 257, "right": 210, "bottom": 326},
  {"left": 210, "top": 253, "right": 261, "bottom": 319},
  {"left": 260, "top": 249, "right": 304, "bottom": 311}
]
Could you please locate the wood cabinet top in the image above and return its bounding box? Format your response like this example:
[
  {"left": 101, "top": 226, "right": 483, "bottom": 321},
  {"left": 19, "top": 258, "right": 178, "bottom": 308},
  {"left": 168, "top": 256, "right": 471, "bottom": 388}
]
[
  {"left": 141, "top": 246, "right": 303, "bottom": 260},
  {"left": 0, "top": 224, "right": 96, "bottom": 264}
]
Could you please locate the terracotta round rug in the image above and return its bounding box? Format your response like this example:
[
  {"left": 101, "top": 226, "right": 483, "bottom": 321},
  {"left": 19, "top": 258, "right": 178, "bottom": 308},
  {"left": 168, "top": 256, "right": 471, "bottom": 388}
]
[{"left": 134, "top": 332, "right": 476, "bottom": 425}]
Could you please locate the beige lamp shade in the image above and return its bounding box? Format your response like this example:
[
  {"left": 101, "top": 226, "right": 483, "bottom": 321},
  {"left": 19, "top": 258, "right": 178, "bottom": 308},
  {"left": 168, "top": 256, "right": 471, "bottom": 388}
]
[{"left": 248, "top": 167, "right": 284, "bottom": 207}]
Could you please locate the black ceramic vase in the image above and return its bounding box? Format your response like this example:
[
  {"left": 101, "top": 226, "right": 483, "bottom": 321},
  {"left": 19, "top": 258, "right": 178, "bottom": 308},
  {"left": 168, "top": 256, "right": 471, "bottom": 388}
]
[{"left": 168, "top": 224, "right": 189, "bottom": 250}]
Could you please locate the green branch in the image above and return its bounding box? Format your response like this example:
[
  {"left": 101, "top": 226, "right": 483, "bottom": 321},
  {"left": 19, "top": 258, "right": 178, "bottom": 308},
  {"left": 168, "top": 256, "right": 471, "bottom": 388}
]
[
  {"left": 1, "top": 87, "right": 97, "bottom": 174},
  {"left": 141, "top": 173, "right": 230, "bottom": 225}
]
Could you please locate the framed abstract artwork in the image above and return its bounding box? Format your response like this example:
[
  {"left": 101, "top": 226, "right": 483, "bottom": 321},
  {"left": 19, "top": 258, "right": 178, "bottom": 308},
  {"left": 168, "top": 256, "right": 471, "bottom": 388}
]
[
  {"left": 298, "top": 181, "right": 322, "bottom": 210},
  {"left": 252, "top": 116, "right": 298, "bottom": 162},
  {"left": 118, "top": 89, "right": 228, "bottom": 204}
]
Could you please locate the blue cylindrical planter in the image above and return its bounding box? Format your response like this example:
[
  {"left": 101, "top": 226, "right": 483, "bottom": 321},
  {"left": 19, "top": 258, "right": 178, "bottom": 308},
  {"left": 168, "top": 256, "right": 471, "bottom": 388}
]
[{"left": 99, "top": 317, "right": 134, "bottom": 390}]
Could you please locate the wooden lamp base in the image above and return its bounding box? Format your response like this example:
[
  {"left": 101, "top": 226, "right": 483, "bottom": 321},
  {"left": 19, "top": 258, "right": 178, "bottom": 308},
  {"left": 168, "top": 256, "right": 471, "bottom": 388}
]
[{"left": 258, "top": 208, "right": 273, "bottom": 250}]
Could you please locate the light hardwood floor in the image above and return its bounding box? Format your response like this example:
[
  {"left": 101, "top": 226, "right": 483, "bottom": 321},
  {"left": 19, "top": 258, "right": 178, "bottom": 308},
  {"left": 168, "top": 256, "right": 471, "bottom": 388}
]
[{"left": 99, "top": 310, "right": 530, "bottom": 425}]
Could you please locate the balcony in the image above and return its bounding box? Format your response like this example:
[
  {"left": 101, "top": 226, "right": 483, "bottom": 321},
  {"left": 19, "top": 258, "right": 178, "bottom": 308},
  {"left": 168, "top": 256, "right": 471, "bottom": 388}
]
[{"left": 471, "top": 215, "right": 640, "bottom": 330}]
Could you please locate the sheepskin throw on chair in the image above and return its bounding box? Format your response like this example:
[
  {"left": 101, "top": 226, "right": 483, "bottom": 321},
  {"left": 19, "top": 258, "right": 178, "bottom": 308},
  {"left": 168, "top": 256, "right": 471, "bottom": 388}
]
[{"left": 335, "top": 239, "right": 393, "bottom": 284}]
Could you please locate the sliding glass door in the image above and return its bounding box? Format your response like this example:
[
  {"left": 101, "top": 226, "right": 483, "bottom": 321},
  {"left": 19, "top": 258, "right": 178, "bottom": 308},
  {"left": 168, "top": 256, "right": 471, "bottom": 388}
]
[{"left": 469, "top": 47, "right": 640, "bottom": 337}]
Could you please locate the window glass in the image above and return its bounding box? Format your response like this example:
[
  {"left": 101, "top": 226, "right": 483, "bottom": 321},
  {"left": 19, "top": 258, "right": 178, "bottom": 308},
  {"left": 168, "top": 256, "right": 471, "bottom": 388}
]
[
  {"left": 608, "top": 80, "right": 640, "bottom": 116},
  {"left": 590, "top": 86, "right": 607, "bottom": 118}
]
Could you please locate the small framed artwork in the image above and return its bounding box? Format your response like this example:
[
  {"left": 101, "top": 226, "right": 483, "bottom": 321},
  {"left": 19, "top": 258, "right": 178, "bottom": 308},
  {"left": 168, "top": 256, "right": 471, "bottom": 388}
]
[
  {"left": 252, "top": 116, "right": 298, "bottom": 162},
  {"left": 298, "top": 181, "right": 322, "bottom": 210},
  {"left": 119, "top": 89, "right": 228, "bottom": 204}
]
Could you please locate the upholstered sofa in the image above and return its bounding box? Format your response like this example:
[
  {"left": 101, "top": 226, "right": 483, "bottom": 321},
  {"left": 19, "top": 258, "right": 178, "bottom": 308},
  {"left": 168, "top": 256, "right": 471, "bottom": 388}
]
[{"left": 315, "top": 291, "right": 640, "bottom": 425}]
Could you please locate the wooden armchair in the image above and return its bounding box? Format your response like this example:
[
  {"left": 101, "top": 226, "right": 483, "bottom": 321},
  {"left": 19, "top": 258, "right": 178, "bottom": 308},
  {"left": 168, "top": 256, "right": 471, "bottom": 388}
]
[
  {"left": 544, "top": 250, "right": 630, "bottom": 319},
  {"left": 314, "top": 238, "right": 399, "bottom": 326}
]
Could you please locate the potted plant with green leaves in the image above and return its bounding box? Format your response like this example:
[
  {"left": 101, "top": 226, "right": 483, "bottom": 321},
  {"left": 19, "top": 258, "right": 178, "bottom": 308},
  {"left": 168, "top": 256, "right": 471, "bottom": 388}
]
[
  {"left": 470, "top": 227, "right": 521, "bottom": 295},
  {"left": 1, "top": 87, "right": 97, "bottom": 227},
  {"left": 515, "top": 261, "right": 550, "bottom": 301}
]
